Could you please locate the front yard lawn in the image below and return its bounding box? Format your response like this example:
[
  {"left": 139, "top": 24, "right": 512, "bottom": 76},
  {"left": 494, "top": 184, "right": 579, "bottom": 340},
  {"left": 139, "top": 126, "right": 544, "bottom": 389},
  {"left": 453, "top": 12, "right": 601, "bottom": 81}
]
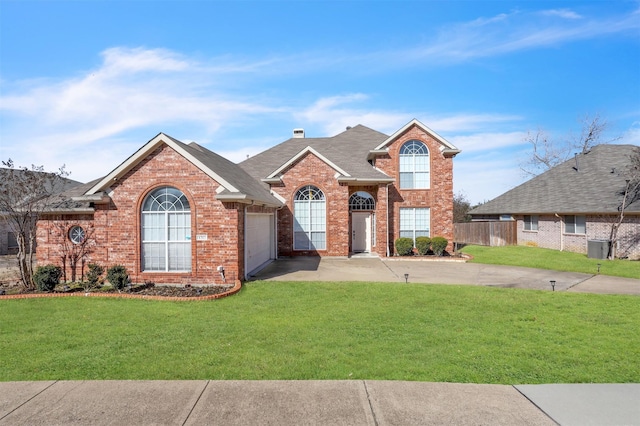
[
  {"left": 461, "top": 245, "right": 640, "bottom": 279},
  {"left": 2, "top": 281, "right": 638, "bottom": 384}
]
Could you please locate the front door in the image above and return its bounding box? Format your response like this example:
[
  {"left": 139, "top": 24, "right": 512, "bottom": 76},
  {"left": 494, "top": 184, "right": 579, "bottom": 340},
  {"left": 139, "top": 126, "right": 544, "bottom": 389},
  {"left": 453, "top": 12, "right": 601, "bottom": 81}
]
[{"left": 352, "top": 212, "right": 371, "bottom": 253}]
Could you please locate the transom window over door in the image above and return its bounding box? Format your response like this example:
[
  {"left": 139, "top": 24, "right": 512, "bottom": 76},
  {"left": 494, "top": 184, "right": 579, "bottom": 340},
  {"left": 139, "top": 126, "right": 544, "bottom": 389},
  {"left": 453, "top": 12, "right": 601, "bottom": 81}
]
[
  {"left": 399, "top": 140, "right": 430, "bottom": 189},
  {"left": 141, "top": 186, "right": 191, "bottom": 272},
  {"left": 293, "top": 185, "right": 326, "bottom": 250},
  {"left": 349, "top": 191, "right": 375, "bottom": 211}
]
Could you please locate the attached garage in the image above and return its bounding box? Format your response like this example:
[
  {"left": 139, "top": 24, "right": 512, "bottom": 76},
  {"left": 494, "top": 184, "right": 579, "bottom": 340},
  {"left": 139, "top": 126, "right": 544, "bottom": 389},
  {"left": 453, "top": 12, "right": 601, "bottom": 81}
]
[{"left": 245, "top": 213, "right": 276, "bottom": 277}]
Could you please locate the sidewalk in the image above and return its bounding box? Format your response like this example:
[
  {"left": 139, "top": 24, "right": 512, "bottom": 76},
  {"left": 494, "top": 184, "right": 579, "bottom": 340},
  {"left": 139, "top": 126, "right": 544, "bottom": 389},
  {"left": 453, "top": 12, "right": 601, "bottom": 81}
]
[{"left": 2, "top": 380, "right": 639, "bottom": 425}]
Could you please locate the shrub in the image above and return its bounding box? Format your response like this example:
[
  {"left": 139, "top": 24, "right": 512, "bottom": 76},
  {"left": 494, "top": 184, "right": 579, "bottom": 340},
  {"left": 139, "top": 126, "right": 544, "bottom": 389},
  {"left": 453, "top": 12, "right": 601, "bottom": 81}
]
[
  {"left": 415, "top": 237, "right": 431, "bottom": 255},
  {"left": 431, "top": 237, "right": 448, "bottom": 256},
  {"left": 83, "top": 263, "right": 104, "bottom": 292},
  {"left": 107, "top": 265, "right": 129, "bottom": 291},
  {"left": 33, "top": 265, "right": 62, "bottom": 292},
  {"left": 395, "top": 237, "right": 414, "bottom": 256}
]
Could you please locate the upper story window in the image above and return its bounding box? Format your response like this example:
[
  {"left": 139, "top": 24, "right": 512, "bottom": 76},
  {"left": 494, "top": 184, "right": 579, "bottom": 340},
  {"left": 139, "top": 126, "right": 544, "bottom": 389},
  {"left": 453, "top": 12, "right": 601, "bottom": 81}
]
[
  {"left": 565, "top": 215, "right": 586, "bottom": 234},
  {"left": 349, "top": 191, "right": 375, "bottom": 211},
  {"left": 293, "top": 185, "right": 326, "bottom": 250},
  {"left": 141, "top": 186, "right": 191, "bottom": 272},
  {"left": 399, "top": 140, "right": 430, "bottom": 189}
]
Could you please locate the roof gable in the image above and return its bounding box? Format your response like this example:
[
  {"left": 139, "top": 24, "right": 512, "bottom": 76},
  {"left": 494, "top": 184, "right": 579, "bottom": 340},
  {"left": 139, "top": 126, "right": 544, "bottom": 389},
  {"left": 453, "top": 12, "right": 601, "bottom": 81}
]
[
  {"left": 374, "top": 118, "right": 460, "bottom": 156},
  {"left": 85, "top": 133, "right": 281, "bottom": 207},
  {"left": 266, "top": 146, "right": 351, "bottom": 180}
]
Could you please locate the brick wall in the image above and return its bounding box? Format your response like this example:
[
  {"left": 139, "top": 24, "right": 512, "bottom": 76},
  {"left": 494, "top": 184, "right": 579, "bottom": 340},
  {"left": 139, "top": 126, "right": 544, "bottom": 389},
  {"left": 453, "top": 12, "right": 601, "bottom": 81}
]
[
  {"left": 37, "top": 144, "right": 253, "bottom": 284},
  {"left": 375, "top": 123, "right": 456, "bottom": 254},
  {"left": 515, "top": 214, "right": 640, "bottom": 259}
]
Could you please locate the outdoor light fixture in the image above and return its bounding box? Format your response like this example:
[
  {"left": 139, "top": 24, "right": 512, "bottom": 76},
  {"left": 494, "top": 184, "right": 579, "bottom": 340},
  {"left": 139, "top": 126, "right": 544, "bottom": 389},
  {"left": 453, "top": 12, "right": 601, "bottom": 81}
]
[
  {"left": 404, "top": 273, "right": 409, "bottom": 283},
  {"left": 550, "top": 280, "right": 556, "bottom": 291}
]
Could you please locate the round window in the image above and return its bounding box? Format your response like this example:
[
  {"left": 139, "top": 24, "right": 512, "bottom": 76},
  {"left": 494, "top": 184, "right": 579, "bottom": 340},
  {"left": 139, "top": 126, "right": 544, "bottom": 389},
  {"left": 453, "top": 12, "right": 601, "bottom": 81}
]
[{"left": 69, "top": 226, "right": 85, "bottom": 244}]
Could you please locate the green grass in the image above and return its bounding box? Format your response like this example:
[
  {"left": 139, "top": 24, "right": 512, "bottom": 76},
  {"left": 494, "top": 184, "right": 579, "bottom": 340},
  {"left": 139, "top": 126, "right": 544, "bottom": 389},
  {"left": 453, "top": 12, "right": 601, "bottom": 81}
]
[
  {"left": 2, "top": 281, "right": 639, "bottom": 384},
  {"left": 461, "top": 245, "right": 640, "bottom": 279}
]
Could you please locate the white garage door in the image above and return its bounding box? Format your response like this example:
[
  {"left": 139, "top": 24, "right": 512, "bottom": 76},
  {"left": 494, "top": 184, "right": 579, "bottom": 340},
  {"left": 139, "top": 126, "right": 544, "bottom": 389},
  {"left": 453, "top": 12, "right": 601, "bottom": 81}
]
[{"left": 246, "top": 213, "right": 275, "bottom": 275}]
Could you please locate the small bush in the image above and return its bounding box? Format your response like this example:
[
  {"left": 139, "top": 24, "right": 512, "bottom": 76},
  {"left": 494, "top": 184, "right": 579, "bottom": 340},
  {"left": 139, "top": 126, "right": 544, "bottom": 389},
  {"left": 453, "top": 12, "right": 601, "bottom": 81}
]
[
  {"left": 83, "top": 263, "right": 104, "bottom": 292},
  {"left": 431, "top": 237, "right": 448, "bottom": 256},
  {"left": 107, "top": 265, "right": 129, "bottom": 291},
  {"left": 33, "top": 265, "right": 62, "bottom": 292},
  {"left": 395, "top": 237, "right": 414, "bottom": 256},
  {"left": 415, "top": 237, "right": 431, "bottom": 255}
]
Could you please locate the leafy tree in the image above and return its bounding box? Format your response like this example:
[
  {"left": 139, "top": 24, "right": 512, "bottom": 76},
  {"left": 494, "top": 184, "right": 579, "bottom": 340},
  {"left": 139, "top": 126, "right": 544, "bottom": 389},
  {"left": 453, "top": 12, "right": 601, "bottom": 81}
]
[
  {"left": 0, "top": 160, "right": 72, "bottom": 290},
  {"left": 453, "top": 192, "right": 472, "bottom": 223}
]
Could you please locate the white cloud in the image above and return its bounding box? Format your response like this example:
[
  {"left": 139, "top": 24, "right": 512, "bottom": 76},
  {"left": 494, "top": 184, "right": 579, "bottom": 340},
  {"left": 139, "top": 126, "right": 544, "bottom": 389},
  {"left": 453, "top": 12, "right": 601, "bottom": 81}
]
[{"left": 540, "top": 9, "right": 583, "bottom": 20}]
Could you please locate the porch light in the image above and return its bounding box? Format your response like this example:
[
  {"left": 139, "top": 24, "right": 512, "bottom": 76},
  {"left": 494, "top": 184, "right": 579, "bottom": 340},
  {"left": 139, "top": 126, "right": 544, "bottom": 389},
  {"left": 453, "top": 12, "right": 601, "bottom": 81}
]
[
  {"left": 550, "top": 280, "right": 556, "bottom": 291},
  {"left": 404, "top": 273, "right": 409, "bottom": 283}
]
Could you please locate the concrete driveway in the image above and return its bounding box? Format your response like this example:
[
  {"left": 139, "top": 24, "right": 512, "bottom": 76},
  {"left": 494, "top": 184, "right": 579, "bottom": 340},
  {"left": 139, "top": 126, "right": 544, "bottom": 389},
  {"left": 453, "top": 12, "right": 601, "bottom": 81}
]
[{"left": 251, "top": 256, "right": 640, "bottom": 295}]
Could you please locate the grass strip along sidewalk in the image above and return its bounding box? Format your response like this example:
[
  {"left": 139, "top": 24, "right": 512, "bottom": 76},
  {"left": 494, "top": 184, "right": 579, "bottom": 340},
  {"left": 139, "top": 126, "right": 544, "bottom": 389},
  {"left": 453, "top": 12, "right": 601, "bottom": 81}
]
[
  {"left": 461, "top": 245, "right": 640, "bottom": 279},
  {"left": 2, "top": 281, "right": 638, "bottom": 384}
]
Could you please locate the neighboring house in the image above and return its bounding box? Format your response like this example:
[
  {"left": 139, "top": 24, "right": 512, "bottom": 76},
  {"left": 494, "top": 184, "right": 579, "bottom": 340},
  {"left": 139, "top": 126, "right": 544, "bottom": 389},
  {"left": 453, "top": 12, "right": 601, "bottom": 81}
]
[
  {"left": 0, "top": 168, "right": 81, "bottom": 255},
  {"left": 469, "top": 144, "right": 640, "bottom": 259},
  {"left": 36, "top": 119, "right": 460, "bottom": 283}
]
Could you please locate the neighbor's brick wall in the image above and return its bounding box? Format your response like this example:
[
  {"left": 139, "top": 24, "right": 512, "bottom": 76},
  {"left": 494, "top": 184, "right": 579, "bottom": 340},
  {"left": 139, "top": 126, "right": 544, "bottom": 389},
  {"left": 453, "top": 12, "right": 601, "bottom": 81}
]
[
  {"left": 515, "top": 214, "right": 640, "bottom": 259},
  {"left": 37, "top": 144, "right": 249, "bottom": 284},
  {"left": 375, "top": 123, "right": 456, "bottom": 254}
]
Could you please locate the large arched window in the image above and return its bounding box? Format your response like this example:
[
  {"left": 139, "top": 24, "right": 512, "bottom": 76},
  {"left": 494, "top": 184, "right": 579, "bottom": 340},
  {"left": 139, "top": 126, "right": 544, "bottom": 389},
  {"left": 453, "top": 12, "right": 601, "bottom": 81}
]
[
  {"left": 141, "top": 186, "right": 191, "bottom": 271},
  {"left": 349, "top": 191, "right": 375, "bottom": 211},
  {"left": 399, "top": 140, "right": 430, "bottom": 189},
  {"left": 293, "top": 185, "right": 326, "bottom": 250}
]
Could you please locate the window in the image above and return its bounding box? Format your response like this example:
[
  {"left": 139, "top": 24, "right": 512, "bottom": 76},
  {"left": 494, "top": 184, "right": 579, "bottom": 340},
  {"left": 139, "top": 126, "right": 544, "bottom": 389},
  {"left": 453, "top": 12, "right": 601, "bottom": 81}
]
[
  {"left": 400, "top": 208, "right": 430, "bottom": 244},
  {"left": 565, "top": 215, "right": 586, "bottom": 234},
  {"left": 349, "top": 191, "right": 375, "bottom": 211},
  {"left": 399, "top": 140, "right": 430, "bottom": 189},
  {"left": 293, "top": 185, "right": 326, "bottom": 250},
  {"left": 141, "top": 187, "right": 191, "bottom": 272},
  {"left": 7, "top": 232, "right": 18, "bottom": 249},
  {"left": 69, "top": 226, "right": 85, "bottom": 244},
  {"left": 524, "top": 215, "right": 538, "bottom": 231}
]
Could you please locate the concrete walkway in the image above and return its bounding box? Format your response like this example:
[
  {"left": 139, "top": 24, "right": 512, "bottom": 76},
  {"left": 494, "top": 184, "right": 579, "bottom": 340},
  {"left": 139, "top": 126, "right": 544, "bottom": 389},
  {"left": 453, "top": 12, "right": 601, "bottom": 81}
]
[
  {"left": 2, "top": 380, "right": 639, "bottom": 425},
  {"left": 251, "top": 256, "right": 640, "bottom": 295}
]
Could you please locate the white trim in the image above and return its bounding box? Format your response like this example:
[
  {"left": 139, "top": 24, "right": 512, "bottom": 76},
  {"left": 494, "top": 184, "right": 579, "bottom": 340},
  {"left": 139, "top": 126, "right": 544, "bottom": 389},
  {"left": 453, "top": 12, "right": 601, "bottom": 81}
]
[
  {"left": 266, "top": 146, "right": 351, "bottom": 180},
  {"left": 373, "top": 118, "right": 460, "bottom": 152},
  {"left": 86, "top": 133, "right": 239, "bottom": 195}
]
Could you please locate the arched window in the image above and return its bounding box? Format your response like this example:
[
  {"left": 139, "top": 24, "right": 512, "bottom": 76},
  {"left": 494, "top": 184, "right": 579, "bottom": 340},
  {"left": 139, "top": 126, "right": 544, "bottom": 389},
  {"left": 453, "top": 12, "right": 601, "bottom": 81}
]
[
  {"left": 349, "top": 191, "right": 375, "bottom": 211},
  {"left": 141, "top": 186, "right": 191, "bottom": 271},
  {"left": 293, "top": 185, "right": 326, "bottom": 250},
  {"left": 399, "top": 140, "right": 430, "bottom": 189}
]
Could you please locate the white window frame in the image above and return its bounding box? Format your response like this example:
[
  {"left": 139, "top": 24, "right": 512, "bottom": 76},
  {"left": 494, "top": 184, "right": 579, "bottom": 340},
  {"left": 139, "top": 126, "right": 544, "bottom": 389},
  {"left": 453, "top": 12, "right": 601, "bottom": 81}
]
[
  {"left": 399, "top": 207, "right": 431, "bottom": 245},
  {"left": 293, "top": 185, "right": 326, "bottom": 250},
  {"left": 564, "top": 215, "right": 586, "bottom": 234},
  {"left": 141, "top": 187, "right": 192, "bottom": 272},
  {"left": 399, "top": 140, "right": 430, "bottom": 189},
  {"left": 524, "top": 215, "right": 538, "bottom": 231}
]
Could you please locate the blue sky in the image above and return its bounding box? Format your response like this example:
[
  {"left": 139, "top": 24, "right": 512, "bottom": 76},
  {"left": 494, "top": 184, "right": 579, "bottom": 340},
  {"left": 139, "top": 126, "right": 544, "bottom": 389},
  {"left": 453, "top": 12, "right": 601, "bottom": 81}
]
[{"left": 1, "top": 0, "right": 639, "bottom": 204}]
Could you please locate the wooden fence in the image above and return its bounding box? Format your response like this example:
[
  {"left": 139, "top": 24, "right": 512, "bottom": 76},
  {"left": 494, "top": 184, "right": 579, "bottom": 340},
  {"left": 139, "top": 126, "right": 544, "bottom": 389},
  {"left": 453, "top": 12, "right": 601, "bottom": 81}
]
[{"left": 454, "top": 221, "right": 517, "bottom": 247}]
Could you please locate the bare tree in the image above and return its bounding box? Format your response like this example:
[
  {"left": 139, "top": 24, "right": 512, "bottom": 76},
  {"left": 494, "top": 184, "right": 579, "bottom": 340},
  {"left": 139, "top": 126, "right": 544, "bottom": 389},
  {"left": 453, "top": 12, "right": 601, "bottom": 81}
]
[
  {"left": 53, "top": 220, "right": 96, "bottom": 282},
  {"left": 608, "top": 147, "right": 640, "bottom": 259},
  {"left": 0, "top": 160, "right": 71, "bottom": 290},
  {"left": 521, "top": 113, "right": 619, "bottom": 177}
]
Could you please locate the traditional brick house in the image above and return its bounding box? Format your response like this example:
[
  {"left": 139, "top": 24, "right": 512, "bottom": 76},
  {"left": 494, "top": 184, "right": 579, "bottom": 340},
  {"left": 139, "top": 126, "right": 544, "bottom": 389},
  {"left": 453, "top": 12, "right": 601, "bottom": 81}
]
[
  {"left": 469, "top": 144, "right": 640, "bottom": 259},
  {"left": 37, "top": 119, "right": 460, "bottom": 283}
]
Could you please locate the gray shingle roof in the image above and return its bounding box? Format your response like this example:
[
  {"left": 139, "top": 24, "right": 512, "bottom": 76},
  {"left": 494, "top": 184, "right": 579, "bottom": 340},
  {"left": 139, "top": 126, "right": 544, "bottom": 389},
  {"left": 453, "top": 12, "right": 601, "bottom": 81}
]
[
  {"left": 174, "top": 139, "right": 282, "bottom": 207},
  {"left": 239, "top": 125, "right": 392, "bottom": 184},
  {"left": 470, "top": 144, "right": 640, "bottom": 215}
]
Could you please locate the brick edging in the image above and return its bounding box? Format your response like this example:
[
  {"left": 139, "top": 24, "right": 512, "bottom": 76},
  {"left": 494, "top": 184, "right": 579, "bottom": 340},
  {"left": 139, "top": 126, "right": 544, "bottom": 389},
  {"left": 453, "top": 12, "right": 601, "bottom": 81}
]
[{"left": 0, "top": 280, "right": 243, "bottom": 302}]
